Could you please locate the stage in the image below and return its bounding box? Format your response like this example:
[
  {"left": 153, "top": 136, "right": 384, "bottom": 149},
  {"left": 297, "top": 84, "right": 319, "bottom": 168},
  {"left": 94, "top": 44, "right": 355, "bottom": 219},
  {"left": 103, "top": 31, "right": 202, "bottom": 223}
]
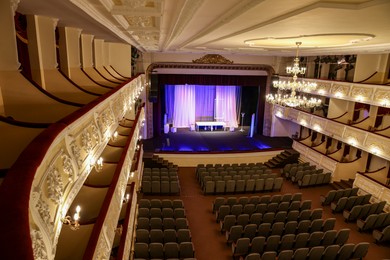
[{"left": 143, "top": 127, "right": 293, "bottom": 153}]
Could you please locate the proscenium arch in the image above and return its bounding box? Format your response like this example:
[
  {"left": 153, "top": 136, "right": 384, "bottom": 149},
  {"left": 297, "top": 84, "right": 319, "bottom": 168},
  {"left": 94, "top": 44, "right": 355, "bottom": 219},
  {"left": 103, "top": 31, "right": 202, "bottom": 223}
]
[{"left": 145, "top": 62, "right": 275, "bottom": 138}]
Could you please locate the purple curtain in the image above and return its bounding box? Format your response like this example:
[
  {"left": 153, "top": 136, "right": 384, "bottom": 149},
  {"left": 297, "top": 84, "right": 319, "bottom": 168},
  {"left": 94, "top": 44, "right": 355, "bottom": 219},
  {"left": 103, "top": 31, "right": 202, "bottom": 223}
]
[{"left": 165, "top": 84, "right": 239, "bottom": 128}]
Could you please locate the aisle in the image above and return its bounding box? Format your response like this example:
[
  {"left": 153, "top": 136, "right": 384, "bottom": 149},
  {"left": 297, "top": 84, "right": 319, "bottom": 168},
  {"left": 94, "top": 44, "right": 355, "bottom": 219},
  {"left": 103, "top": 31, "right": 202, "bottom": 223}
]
[{"left": 177, "top": 167, "right": 232, "bottom": 260}]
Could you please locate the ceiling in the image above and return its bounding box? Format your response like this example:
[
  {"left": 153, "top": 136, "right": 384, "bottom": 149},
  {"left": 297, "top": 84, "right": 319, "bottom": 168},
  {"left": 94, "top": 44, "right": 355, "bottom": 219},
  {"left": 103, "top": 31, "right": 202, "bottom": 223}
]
[{"left": 17, "top": 0, "right": 390, "bottom": 56}]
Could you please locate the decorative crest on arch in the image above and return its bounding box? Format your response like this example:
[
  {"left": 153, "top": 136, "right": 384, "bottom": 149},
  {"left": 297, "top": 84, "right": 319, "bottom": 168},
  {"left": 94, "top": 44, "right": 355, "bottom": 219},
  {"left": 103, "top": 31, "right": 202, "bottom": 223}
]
[{"left": 192, "top": 54, "right": 233, "bottom": 64}]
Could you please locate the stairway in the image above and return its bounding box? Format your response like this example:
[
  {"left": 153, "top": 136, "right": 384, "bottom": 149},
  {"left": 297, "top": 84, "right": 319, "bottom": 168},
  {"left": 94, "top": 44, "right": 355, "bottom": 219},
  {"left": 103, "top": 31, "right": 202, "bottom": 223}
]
[
  {"left": 143, "top": 154, "right": 177, "bottom": 169},
  {"left": 330, "top": 178, "right": 354, "bottom": 190},
  {"left": 264, "top": 149, "right": 300, "bottom": 169}
]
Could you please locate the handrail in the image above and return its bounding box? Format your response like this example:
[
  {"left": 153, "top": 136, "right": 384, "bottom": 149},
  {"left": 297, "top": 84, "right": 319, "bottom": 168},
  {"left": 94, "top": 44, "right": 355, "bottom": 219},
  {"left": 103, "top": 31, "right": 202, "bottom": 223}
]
[
  {"left": 373, "top": 124, "right": 390, "bottom": 133},
  {"left": 0, "top": 115, "right": 51, "bottom": 128},
  {"left": 340, "top": 155, "right": 362, "bottom": 164},
  {"left": 354, "top": 71, "right": 378, "bottom": 83},
  {"left": 0, "top": 74, "right": 143, "bottom": 260},
  {"left": 357, "top": 166, "right": 386, "bottom": 175},
  {"left": 328, "top": 111, "right": 348, "bottom": 120},
  {"left": 83, "top": 104, "right": 144, "bottom": 259},
  {"left": 58, "top": 69, "right": 102, "bottom": 96},
  {"left": 103, "top": 66, "right": 127, "bottom": 81},
  {"left": 22, "top": 73, "right": 85, "bottom": 107},
  {"left": 349, "top": 116, "right": 370, "bottom": 125},
  {"left": 80, "top": 68, "right": 114, "bottom": 89},
  {"left": 311, "top": 140, "right": 325, "bottom": 148},
  {"left": 110, "top": 65, "right": 131, "bottom": 79},
  {"left": 94, "top": 67, "right": 122, "bottom": 84},
  {"left": 326, "top": 147, "right": 341, "bottom": 156},
  {"left": 116, "top": 183, "right": 135, "bottom": 259},
  {"left": 356, "top": 172, "right": 389, "bottom": 188},
  {"left": 297, "top": 140, "right": 338, "bottom": 162},
  {"left": 117, "top": 147, "right": 142, "bottom": 260}
]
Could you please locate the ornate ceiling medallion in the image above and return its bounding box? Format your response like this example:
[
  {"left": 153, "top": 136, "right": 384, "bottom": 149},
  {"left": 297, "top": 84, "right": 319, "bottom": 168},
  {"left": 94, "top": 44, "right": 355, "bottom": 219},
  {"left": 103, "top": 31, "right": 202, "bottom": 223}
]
[{"left": 192, "top": 54, "right": 233, "bottom": 64}]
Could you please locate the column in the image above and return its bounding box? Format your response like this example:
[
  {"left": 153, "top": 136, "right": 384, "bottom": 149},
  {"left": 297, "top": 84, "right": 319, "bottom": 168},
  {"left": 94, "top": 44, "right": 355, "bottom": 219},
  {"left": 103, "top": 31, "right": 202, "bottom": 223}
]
[
  {"left": 57, "top": 27, "right": 82, "bottom": 77},
  {"left": 93, "top": 38, "right": 104, "bottom": 68},
  {"left": 80, "top": 34, "right": 94, "bottom": 68}
]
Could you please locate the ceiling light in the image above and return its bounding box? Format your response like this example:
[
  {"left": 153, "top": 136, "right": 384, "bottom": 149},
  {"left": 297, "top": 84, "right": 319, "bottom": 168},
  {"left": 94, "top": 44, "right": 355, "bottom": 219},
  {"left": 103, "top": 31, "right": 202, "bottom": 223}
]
[{"left": 266, "top": 42, "right": 321, "bottom": 108}]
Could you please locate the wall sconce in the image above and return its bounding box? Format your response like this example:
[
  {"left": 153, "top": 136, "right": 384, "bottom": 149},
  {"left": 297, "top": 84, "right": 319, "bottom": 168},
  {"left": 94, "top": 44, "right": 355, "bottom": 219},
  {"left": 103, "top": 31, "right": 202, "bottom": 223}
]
[
  {"left": 348, "top": 138, "right": 357, "bottom": 146},
  {"left": 130, "top": 171, "right": 134, "bottom": 178},
  {"left": 92, "top": 157, "right": 104, "bottom": 172},
  {"left": 276, "top": 111, "right": 283, "bottom": 118},
  {"left": 313, "top": 125, "right": 321, "bottom": 132},
  {"left": 355, "top": 95, "right": 364, "bottom": 102},
  {"left": 61, "top": 205, "right": 81, "bottom": 230},
  {"left": 139, "top": 135, "right": 143, "bottom": 141},
  {"left": 111, "top": 131, "right": 118, "bottom": 142},
  {"left": 317, "top": 89, "right": 326, "bottom": 95},
  {"left": 381, "top": 99, "right": 389, "bottom": 107},
  {"left": 123, "top": 193, "right": 130, "bottom": 204},
  {"left": 370, "top": 146, "right": 380, "bottom": 155},
  {"left": 115, "top": 225, "right": 123, "bottom": 235}
]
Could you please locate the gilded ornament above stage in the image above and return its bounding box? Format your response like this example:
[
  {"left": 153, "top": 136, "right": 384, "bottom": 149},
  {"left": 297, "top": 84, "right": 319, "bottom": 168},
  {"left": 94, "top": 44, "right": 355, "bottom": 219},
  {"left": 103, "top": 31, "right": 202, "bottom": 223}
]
[{"left": 192, "top": 54, "right": 233, "bottom": 64}]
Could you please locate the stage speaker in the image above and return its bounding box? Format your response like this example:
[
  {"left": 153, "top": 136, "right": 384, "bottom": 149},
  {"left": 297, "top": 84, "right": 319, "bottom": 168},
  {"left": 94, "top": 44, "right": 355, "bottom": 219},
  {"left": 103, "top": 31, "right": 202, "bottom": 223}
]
[{"left": 149, "top": 74, "right": 158, "bottom": 102}]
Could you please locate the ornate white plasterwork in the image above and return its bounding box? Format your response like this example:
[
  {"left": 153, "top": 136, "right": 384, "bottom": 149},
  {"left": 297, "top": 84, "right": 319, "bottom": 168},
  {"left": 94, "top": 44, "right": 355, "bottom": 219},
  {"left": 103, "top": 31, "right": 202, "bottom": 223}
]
[
  {"left": 350, "top": 85, "right": 373, "bottom": 100},
  {"left": 27, "top": 75, "right": 145, "bottom": 260},
  {"left": 31, "top": 229, "right": 48, "bottom": 260}
]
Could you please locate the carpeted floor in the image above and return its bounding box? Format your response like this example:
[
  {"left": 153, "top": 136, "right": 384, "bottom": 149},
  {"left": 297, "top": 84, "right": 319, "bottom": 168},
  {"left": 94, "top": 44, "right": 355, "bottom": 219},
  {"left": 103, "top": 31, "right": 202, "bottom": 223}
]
[{"left": 143, "top": 166, "right": 390, "bottom": 260}]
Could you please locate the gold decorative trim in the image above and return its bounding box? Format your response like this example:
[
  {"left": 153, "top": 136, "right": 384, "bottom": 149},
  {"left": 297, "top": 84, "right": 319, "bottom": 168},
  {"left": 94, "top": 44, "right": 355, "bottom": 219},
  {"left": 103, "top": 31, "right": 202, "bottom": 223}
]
[{"left": 192, "top": 54, "right": 233, "bottom": 64}]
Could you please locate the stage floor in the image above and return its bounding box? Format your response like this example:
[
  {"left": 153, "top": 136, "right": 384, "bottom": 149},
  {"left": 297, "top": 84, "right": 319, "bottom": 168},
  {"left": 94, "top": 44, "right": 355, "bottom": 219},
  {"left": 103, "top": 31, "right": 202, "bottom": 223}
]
[{"left": 143, "top": 127, "right": 293, "bottom": 153}]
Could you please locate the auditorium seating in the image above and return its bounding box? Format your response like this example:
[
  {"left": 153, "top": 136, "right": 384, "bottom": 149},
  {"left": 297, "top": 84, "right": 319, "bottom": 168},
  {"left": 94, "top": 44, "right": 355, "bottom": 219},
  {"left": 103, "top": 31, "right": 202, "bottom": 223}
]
[
  {"left": 281, "top": 162, "right": 331, "bottom": 188},
  {"left": 320, "top": 187, "right": 359, "bottom": 206},
  {"left": 343, "top": 201, "right": 386, "bottom": 222},
  {"left": 330, "top": 194, "right": 371, "bottom": 213},
  {"left": 357, "top": 212, "right": 390, "bottom": 232},
  {"left": 134, "top": 199, "right": 195, "bottom": 259},
  {"left": 203, "top": 177, "right": 283, "bottom": 195},
  {"left": 224, "top": 218, "right": 336, "bottom": 244},
  {"left": 297, "top": 172, "right": 331, "bottom": 188},
  {"left": 141, "top": 167, "right": 180, "bottom": 195},
  {"left": 373, "top": 225, "right": 390, "bottom": 243},
  {"left": 231, "top": 229, "right": 358, "bottom": 259}
]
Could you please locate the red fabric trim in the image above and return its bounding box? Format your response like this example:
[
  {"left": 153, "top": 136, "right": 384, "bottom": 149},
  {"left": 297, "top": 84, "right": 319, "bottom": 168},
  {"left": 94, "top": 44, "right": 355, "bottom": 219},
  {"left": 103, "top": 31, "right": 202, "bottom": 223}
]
[{"left": 0, "top": 75, "right": 142, "bottom": 259}]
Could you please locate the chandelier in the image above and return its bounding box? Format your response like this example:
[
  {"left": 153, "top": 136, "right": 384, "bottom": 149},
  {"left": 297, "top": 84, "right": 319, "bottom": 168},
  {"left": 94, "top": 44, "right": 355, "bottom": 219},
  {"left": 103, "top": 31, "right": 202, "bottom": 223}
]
[{"left": 266, "top": 42, "right": 321, "bottom": 108}]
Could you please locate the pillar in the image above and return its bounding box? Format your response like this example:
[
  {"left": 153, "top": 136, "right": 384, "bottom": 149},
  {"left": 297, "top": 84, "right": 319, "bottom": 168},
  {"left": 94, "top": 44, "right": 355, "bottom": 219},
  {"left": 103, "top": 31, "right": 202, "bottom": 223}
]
[
  {"left": 80, "top": 34, "right": 94, "bottom": 68},
  {"left": 57, "top": 27, "right": 82, "bottom": 77}
]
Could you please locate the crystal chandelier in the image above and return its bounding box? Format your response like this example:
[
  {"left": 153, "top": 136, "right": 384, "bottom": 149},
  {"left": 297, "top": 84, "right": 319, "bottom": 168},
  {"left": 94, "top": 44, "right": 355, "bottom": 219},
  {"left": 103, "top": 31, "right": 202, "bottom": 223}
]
[{"left": 266, "top": 42, "right": 321, "bottom": 108}]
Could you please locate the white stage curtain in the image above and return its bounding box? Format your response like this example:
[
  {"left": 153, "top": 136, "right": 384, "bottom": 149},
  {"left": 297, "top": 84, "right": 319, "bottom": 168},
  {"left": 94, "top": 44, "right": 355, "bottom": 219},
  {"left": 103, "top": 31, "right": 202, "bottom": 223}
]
[
  {"left": 195, "top": 85, "right": 215, "bottom": 122},
  {"left": 173, "top": 84, "right": 196, "bottom": 127},
  {"left": 216, "top": 86, "right": 238, "bottom": 127}
]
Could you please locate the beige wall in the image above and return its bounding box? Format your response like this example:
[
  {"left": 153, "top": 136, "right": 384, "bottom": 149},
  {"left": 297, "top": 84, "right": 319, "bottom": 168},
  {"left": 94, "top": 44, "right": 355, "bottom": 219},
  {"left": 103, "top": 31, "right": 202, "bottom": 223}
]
[
  {"left": 58, "top": 27, "right": 82, "bottom": 77},
  {"left": 354, "top": 54, "right": 390, "bottom": 84},
  {"left": 81, "top": 34, "right": 94, "bottom": 68},
  {"left": 93, "top": 39, "right": 104, "bottom": 68},
  {"left": 108, "top": 42, "right": 131, "bottom": 77}
]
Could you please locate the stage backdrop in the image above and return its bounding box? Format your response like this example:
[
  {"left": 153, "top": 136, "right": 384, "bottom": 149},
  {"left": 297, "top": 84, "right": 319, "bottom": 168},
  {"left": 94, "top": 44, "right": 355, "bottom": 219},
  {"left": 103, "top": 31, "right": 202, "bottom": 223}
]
[
  {"left": 164, "top": 84, "right": 240, "bottom": 128},
  {"left": 153, "top": 74, "right": 266, "bottom": 137}
]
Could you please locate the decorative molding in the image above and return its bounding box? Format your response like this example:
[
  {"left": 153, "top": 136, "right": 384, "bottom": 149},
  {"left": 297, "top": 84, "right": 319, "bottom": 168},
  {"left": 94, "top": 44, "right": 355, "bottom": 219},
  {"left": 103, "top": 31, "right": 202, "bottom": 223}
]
[
  {"left": 192, "top": 54, "right": 234, "bottom": 64},
  {"left": 25, "top": 75, "right": 145, "bottom": 260},
  {"left": 46, "top": 167, "right": 63, "bottom": 204},
  {"left": 31, "top": 229, "right": 48, "bottom": 260}
]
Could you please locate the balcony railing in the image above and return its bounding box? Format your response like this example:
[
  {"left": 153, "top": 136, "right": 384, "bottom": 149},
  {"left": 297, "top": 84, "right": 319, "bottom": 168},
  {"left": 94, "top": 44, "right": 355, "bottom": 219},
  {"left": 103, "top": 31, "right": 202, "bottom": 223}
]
[
  {"left": 273, "top": 104, "right": 390, "bottom": 162},
  {"left": 0, "top": 74, "right": 145, "bottom": 260},
  {"left": 278, "top": 76, "right": 390, "bottom": 107}
]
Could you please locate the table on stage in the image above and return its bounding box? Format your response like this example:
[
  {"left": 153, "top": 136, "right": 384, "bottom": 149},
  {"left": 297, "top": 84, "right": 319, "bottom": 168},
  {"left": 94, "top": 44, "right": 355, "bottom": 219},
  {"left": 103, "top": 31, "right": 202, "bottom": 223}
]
[{"left": 195, "top": 121, "right": 226, "bottom": 131}]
